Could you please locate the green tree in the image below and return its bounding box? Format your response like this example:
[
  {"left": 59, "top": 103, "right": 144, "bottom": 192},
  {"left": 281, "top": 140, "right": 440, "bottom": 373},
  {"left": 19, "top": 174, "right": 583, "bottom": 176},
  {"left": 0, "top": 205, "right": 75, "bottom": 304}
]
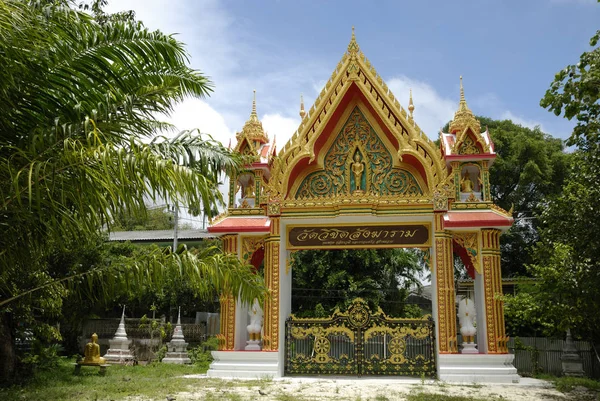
[
  {"left": 540, "top": 27, "right": 600, "bottom": 147},
  {"left": 507, "top": 149, "right": 600, "bottom": 342},
  {"left": 504, "top": 243, "right": 592, "bottom": 339},
  {"left": 291, "top": 249, "right": 424, "bottom": 318},
  {"left": 0, "top": 1, "right": 264, "bottom": 383},
  {"left": 111, "top": 207, "right": 177, "bottom": 231},
  {"left": 505, "top": 19, "right": 600, "bottom": 343},
  {"left": 480, "top": 117, "right": 570, "bottom": 276}
]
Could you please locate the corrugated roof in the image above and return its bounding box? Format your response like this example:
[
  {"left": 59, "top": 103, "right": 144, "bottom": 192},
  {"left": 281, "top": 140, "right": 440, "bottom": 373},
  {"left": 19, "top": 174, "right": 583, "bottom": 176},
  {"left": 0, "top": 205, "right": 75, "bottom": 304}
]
[{"left": 108, "top": 229, "right": 214, "bottom": 241}]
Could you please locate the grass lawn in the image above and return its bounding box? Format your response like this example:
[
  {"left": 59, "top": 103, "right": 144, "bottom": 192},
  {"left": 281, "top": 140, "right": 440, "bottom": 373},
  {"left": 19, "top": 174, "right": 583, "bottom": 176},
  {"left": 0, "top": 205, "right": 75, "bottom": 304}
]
[
  {"left": 0, "top": 360, "right": 508, "bottom": 401},
  {"left": 536, "top": 373, "right": 600, "bottom": 393},
  {"left": 5, "top": 358, "right": 594, "bottom": 401},
  {"left": 0, "top": 358, "right": 217, "bottom": 401}
]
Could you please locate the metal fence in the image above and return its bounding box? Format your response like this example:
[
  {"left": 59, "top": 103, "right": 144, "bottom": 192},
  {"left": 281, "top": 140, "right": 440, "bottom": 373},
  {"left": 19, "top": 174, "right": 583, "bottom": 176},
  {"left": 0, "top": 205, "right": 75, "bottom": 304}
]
[{"left": 508, "top": 337, "right": 600, "bottom": 378}]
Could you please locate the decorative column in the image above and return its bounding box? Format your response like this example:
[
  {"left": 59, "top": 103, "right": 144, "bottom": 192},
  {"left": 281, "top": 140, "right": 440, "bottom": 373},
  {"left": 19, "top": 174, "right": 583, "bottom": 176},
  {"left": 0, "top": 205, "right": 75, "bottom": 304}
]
[
  {"left": 254, "top": 170, "right": 263, "bottom": 205},
  {"left": 434, "top": 213, "right": 458, "bottom": 353},
  {"left": 228, "top": 173, "right": 237, "bottom": 208},
  {"left": 218, "top": 234, "right": 238, "bottom": 351},
  {"left": 451, "top": 161, "right": 461, "bottom": 200},
  {"left": 481, "top": 161, "right": 491, "bottom": 202},
  {"left": 262, "top": 217, "right": 280, "bottom": 351},
  {"left": 481, "top": 229, "right": 508, "bottom": 353}
]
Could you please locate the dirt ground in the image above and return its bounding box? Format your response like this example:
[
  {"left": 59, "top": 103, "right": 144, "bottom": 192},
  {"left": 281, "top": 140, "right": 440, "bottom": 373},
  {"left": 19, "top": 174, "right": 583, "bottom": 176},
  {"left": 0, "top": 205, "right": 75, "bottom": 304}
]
[{"left": 162, "top": 376, "right": 597, "bottom": 401}]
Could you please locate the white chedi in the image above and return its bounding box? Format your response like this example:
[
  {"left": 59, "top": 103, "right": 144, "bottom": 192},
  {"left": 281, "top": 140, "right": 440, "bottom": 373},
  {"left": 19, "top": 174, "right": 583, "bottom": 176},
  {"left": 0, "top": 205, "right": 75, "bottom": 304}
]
[
  {"left": 162, "top": 307, "right": 191, "bottom": 364},
  {"left": 245, "top": 298, "right": 263, "bottom": 351},
  {"left": 103, "top": 306, "right": 134, "bottom": 364},
  {"left": 457, "top": 297, "right": 478, "bottom": 354}
]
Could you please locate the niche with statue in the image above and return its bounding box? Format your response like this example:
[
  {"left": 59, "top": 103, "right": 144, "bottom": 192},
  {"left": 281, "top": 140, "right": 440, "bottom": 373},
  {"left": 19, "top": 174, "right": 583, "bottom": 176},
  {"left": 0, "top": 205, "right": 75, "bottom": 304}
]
[
  {"left": 235, "top": 173, "right": 256, "bottom": 208},
  {"left": 459, "top": 164, "right": 482, "bottom": 202}
]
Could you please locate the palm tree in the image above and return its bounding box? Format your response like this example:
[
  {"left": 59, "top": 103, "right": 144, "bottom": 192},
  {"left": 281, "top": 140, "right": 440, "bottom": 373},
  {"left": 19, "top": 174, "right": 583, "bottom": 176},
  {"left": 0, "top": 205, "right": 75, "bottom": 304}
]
[{"left": 0, "top": 0, "right": 264, "bottom": 382}]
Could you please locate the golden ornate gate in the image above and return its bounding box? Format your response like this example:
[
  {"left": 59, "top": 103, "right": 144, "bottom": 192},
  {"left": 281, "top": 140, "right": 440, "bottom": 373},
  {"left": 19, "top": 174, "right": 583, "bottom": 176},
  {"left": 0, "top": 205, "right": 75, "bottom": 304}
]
[{"left": 284, "top": 298, "right": 436, "bottom": 376}]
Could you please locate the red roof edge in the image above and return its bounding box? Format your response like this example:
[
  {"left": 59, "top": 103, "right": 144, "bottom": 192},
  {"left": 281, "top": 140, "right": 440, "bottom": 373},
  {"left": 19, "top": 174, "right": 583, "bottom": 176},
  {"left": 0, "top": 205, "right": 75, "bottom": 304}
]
[
  {"left": 208, "top": 226, "right": 270, "bottom": 233},
  {"left": 444, "top": 211, "right": 513, "bottom": 229}
]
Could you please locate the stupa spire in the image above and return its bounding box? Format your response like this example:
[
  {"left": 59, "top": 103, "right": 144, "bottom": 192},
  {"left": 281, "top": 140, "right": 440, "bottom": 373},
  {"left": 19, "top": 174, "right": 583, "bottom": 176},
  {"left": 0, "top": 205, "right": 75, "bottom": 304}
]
[
  {"left": 162, "top": 306, "right": 191, "bottom": 364},
  {"left": 103, "top": 305, "right": 134, "bottom": 364}
]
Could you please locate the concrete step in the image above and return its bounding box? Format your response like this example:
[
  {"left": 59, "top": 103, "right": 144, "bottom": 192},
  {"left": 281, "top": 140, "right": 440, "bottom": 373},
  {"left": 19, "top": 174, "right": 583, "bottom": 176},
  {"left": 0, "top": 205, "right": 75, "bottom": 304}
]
[
  {"left": 209, "top": 362, "right": 278, "bottom": 371},
  {"left": 439, "top": 374, "right": 520, "bottom": 384},
  {"left": 207, "top": 369, "right": 277, "bottom": 379},
  {"left": 438, "top": 354, "right": 520, "bottom": 383}
]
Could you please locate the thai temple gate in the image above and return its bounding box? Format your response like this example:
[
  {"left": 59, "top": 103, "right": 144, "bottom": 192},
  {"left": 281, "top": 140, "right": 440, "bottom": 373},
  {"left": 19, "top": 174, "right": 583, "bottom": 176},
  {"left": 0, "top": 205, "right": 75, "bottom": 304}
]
[{"left": 207, "top": 30, "right": 519, "bottom": 383}]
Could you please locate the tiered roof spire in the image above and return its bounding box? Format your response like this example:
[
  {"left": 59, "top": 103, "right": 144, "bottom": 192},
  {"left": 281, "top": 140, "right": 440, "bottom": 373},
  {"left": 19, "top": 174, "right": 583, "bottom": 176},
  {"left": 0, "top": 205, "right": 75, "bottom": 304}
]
[
  {"left": 448, "top": 76, "right": 481, "bottom": 135},
  {"left": 236, "top": 90, "right": 268, "bottom": 144}
]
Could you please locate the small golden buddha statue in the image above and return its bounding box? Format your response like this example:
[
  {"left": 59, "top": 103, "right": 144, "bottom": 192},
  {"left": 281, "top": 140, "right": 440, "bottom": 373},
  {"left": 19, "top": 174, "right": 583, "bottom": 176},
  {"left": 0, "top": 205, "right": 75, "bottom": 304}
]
[
  {"left": 352, "top": 153, "right": 364, "bottom": 192},
  {"left": 245, "top": 178, "right": 255, "bottom": 198},
  {"left": 460, "top": 173, "right": 474, "bottom": 193},
  {"left": 82, "top": 333, "right": 105, "bottom": 365}
]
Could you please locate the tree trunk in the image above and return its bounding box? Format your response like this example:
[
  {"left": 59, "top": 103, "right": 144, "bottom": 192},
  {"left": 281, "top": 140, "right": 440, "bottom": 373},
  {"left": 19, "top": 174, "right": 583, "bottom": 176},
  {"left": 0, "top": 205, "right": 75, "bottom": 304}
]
[{"left": 0, "top": 312, "right": 16, "bottom": 386}]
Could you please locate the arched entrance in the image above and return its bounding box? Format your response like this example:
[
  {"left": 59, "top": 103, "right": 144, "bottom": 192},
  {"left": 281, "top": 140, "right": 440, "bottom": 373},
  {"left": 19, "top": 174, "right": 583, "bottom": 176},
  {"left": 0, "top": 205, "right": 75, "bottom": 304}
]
[{"left": 207, "top": 31, "right": 518, "bottom": 382}]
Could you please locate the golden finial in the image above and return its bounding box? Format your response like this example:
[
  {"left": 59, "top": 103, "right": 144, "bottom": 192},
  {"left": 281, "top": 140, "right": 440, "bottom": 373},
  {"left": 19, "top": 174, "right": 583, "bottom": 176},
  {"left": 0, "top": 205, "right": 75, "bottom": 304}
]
[
  {"left": 408, "top": 88, "right": 415, "bottom": 118},
  {"left": 299, "top": 94, "right": 306, "bottom": 119},
  {"left": 458, "top": 76, "right": 468, "bottom": 111},
  {"left": 348, "top": 26, "right": 359, "bottom": 55},
  {"left": 251, "top": 89, "right": 257, "bottom": 119}
]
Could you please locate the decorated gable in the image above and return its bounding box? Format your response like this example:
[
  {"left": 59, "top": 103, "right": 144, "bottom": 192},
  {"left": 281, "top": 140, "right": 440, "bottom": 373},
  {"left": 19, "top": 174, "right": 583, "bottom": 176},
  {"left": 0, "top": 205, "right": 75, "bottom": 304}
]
[{"left": 294, "top": 107, "right": 424, "bottom": 199}]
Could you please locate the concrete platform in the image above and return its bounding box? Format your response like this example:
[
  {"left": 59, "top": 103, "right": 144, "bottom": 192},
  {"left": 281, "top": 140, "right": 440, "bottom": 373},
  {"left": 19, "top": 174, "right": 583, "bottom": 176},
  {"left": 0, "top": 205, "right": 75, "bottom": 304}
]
[
  {"left": 438, "top": 353, "right": 520, "bottom": 383},
  {"left": 207, "top": 351, "right": 279, "bottom": 379}
]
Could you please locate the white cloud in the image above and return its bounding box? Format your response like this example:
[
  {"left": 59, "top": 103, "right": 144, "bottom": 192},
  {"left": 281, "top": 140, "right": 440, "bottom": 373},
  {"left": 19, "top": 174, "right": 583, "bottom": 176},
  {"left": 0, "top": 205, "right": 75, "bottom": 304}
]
[
  {"left": 105, "top": 0, "right": 324, "bottom": 143},
  {"left": 262, "top": 114, "right": 301, "bottom": 152},
  {"left": 500, "top": 111, "right": 544, "bottom": 131},
  {"left": 387, "top": 76, "right": 457, "bottom": 139},
  {"left": 164, "top": 99, "right": 234, "bottom": 146}
]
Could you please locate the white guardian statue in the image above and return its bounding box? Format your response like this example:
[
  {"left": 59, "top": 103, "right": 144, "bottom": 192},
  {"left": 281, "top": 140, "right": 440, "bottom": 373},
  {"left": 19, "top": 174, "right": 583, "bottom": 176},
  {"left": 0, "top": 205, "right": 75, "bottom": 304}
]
[
  {"left": 245, "top": 298, "right": 263, "bottom": 351},
  {"left": 458, "top": 297, "right": 478, "bottom": 354}
]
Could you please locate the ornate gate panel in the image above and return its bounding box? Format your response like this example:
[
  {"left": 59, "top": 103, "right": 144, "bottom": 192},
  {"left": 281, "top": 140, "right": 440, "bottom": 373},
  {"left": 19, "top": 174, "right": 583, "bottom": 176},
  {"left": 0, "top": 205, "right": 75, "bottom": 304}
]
[{"left": 285, "top": 298, "right": 436, "bottom": 376}]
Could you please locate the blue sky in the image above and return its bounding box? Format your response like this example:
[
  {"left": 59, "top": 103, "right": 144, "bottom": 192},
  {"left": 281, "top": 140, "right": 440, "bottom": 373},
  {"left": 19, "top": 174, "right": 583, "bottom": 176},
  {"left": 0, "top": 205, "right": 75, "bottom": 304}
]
[{"left": 107, "top": 0, "right": 600, "bottom": 148}]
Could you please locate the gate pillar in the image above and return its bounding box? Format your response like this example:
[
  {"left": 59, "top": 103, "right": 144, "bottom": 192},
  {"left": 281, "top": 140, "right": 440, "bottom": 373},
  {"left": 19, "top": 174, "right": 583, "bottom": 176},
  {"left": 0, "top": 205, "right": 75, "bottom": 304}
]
[
  {"left": 218, "top": 234, "right": 238, "bottom": 350},
  {"left": 263, "top": 217, "right": 281, "bottom": 351},
  {"left": 481, "top": 229, "right": 509, "bottom": 353},
  {"left": 434, "top": 213, "right": 458, "bottom": 353}
]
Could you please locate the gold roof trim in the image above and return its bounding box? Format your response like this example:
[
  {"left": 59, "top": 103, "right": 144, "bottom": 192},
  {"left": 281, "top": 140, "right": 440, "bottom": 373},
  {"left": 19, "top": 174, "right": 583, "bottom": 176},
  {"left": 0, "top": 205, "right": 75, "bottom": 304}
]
[
  {"left": 490, "top": 204, "right": 513, "bottom": 218},
  {"left": 268, "top": 29, "right": 448, "bottom": 202},
  {"left": 281, "top": 193, "right": 432, "bottom": 211}
]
